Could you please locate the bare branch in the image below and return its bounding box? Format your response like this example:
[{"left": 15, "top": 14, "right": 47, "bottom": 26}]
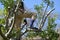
[
  {"left": 39, "top": 4, "right": 48, "bottom": 29},
  {"left": 39, "top": 8, "right": 55, "bottom": 29},
  {"left": 42, "top": 4, "right": 49, "bottom": 20},
  {"left": 5, "top": 18, "right": 14, "bottom": 37}
]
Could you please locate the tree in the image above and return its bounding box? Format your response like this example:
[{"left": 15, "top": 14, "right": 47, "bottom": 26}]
[
  {"left": 0, "top": 0, "right": 59, "bottom": 40},
  {"left": 26, "top": 16, "right": 59, "bottom": 40}
]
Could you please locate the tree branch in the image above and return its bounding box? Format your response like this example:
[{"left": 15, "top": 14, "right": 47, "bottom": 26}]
[
  {"left": 5, "top": 18, "right": 14, "bottom": 37},
  {"left": 39, "top": 8, "right": 55, "bottom": 29},
  {"left": 5, "top": 0, "right": 20, "bottom": 37},
  {"left": 39, "top": 4, "right": 48, "bottom": 29},
  {"left": 42, "top": 4, "right": 49, "bottom": 20}
]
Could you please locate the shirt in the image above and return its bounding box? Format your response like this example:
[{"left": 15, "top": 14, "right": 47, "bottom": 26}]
[{"left": 25, "top": 18, "right": 38, "bottom": 28}]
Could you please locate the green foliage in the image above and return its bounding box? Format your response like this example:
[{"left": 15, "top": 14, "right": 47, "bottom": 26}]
[
  {"left": 43, "top": 0, "right": 54, "bottom": 8},
  {"left": 27, "top": 32, "right": 38, "bottom": 38},
  {"left": 47, "top": 17, "right": 56, "bottom": 30},
  {"left": 0, "top": 9, "right": 4, "bottom": 15},
  {"left": 34, "top": 3, "right": 44, "bottom": 13},
  {"left": 0, "top": 0, "right": 14, "bottom": 16},
  {"left": 0, "top": 9, "right": 6, "bottom": 34},
  {"left": 34, "top": 3, "right": 44, "bottom": 23},
  {"left": 0, "top": 0, "right": 14, "bottom": 10},
  {"left": 43, "top": 0, "right": 50, "bottom": 5},
  {"left": 39, "top": 17, "right": 59, "bottom": 40},
  {"left": 27, "top": 17, "right": 59, "bottom": 40},
  {"left": 0, "top": 18, "right": 5, "bottom": 24},
  {"left": 0, "top": 18, "right": 7, "bottom": 34},
  {"left": 1, "top": 26, "right": 7, "bottom": 34}
]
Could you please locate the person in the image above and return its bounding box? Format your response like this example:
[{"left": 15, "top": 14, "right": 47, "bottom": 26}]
[
  {"left": 22, "top": 14, "right": 38, "bottom": 30},
  {"left": 30, "top": 14, "right": 38, "bottom": 30}
]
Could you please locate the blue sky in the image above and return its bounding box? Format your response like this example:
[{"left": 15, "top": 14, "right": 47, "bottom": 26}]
[
  {"left": 0, "top": 0, "right": 60, "bottom": 29},
  {"left": 0, "top": 0, "right": 60, "bottom": 13},
  {"left": 24, "top": 0, "right": 60, "bottom": 13},
  {"left": 53, "top": 0, "right": 60, "bottom": 13}
]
